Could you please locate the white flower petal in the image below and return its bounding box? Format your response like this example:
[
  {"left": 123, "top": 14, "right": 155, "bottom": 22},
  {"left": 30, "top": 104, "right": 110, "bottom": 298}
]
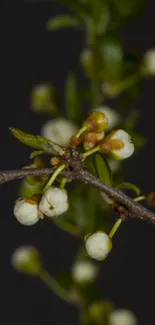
[
  {"left": 143, "top": 49, "right": 155, "bottom": 75},
  {"left": 39, "top": 187, "right": 69, "bottom": 217},
  {"left": 110, "top": 129, "right": 134, "bottom": 159},
  {"left": 85, "top": 231, "right": 112, "bottom": 261},
  {"left": 14, "top": 199, "right": 40, "bottom": 226},
  {"left": 109, "top": 309, "right": 137, "bottom": 325},
  {"left": 72, "top": 261, "right": 98, "bottom": 283},
  {"left": 41, "top": 118, "right": 78, "bottom": 147}
]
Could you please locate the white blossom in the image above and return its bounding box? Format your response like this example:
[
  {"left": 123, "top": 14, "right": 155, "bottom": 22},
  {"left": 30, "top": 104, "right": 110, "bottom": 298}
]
[
  {"left": 39, "top": 187, "right": 69, "bottom": 217},
  {"left": 72, "top": 260, "right": 98, "bottom": 284},
  {"left": 142, "top": 49, "right": 155, "bottom": 75},
  {"left": 109, "top": 309, "right": 137, "bottom": 325},
  {"left": 94, "top": 106, "right": 120, "bottom": 131},
  {"left": 85, "top": 231, "right": 112, "bottom": 261},
  {"left": 14, "top": 198, "right": 41, "bottom": 226},
  {"left": 41, "top": 118, "right": 78, "bottom": 147},
  {"left": 107, "top": 129, "right": 134, "bottom": 160},
  {"left": 11, "top": 246, "right": 41, "bottom": 275}
]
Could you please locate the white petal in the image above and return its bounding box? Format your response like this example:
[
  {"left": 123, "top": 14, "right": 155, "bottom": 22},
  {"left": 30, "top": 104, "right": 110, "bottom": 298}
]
[
  {"left": 143, "top": 49, "right": 155, "bottom": 74},
  {"left": 41, "top": 118, "right": 78, "bottom": 147},
  {"left": 85, "top": 231, "right": 112, "bottom": 261},
  {"left": 109, "top": 309, "right": 137, "bottom": 325},
  {"left": 39, "top": 187, "right": 69, "bottom": 217},
  {"left": 72, "top": 261, "right": 98, "bottom": 283},
  {"left": 111, "top": 130, "right": 134, "bottom": 159},
  {"left": 14, "top": 199, "right": 40, "bottom": 226}
]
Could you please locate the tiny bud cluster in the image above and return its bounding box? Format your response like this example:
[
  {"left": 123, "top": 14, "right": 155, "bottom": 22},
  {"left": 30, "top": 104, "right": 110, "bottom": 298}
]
[{"left": 85, "top": 231, "right": 112, "bottom": 261}]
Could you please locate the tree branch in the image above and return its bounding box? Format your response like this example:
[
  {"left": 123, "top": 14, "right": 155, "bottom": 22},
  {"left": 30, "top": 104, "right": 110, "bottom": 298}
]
[{"left": 0, "top": 167, "right": 155, "bottom": 226}]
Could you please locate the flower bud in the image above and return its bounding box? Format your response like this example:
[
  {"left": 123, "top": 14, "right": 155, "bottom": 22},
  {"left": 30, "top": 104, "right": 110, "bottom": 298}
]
[
  {"left": 31, "top": 84, "right": 57, "bottom": 113},
  {"left": 14, "top": 197, "right": 41, "bottom": 226},
  {"left": 109, "top": 309, "right": 137, "bottom": 325},
  {"left": 83, "top": 132, "right": 105, "bottom": 151},
  {"left": 11, "top": 246, "right": 42, "bottom": 276},
  {"left": 85, "top": 231, "right": 112, "bottom": 261},
  {"left": 141, "top": 49, "right": 155, "bottom": 76},
  {"left": 39, "top": 187, "right": 69, "bottom": 217},
  {"left": 72, "top": 260, "right": 98, "bottom": 284},
  {"left": 94, "top": 106, "right": 120, "bottom": 131},
  {"left": 84, "top": 112, "right": 108, "bottom": 133},
  {"left": 41, "top": 118, "right": 78, "bottom": 147},
  {"left": 89, "top": 301, "right": 113, "bottom": 325},
  {"left": 100, "top": 130, "right": 134, "bottom": 160},
  {"left": 147, "top": 192, "right": 155, "bottom": 206}
]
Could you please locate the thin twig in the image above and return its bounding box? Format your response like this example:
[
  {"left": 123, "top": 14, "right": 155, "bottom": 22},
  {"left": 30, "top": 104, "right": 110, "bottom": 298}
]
[{"left": 0, "top": 167, "right": 155, "bottom": 226}]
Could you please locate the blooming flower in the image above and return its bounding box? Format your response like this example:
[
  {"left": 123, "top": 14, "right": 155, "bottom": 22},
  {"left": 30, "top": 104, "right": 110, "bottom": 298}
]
[
  {"left": 100, "top": 129, "right": 134, "bottom": 160},
  {"left": 72, "top": 260, "right": 98, "bottom": 284},
  {"left": 85, "top": 231, "right": 112, "bottom": 261},
  {"left": 14, "top": 198, "right": 41, "bottom": 226},
  {"left": 109, "top": 309, "right": 137, "bottom": 325},
  {"left": 94, "top": 106, "right": 120, "bottom": 131},
  {"left": 41, "top": 118, "right": 78, "bottom": 147},
  {"left": 39, "top": 187, "right": 69, "bottom": 217},
  {"left": 11, "top": 246, "right": 41, "bottom": 275}
]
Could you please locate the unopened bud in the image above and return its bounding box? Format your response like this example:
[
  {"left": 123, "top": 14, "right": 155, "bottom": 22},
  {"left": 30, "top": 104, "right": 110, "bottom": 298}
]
[
  {"left": 89, "top": 301, "right": 113, "bottom": 325},
  {"left": 141, "top": 49, "right": 155, "bottom": 76},
  {"left": 94, "top": 106, "right": 120, "bottom": 131},
  {"left": 85, "top": 231, "right": 112, "bottom": 261},
  {"left": 14, "top": 197, "right": 42, "bottom": 226},
  {"left": 39, "top": 187, "right": 69, "bottom": 217},
  {"left": 147, "top": 192, "right": 155, "bottom": 206},
  {"left": 83, "top": 132, "right": 104, "bottom": 151},
  {"left": 11, "top": 246, "right": 42, "bottom": 276},
  {"left": 72, "top": 260, "right": 98, "bottom": 284},
  {"left": 109, "top": 309, "right": 137, "bottom": 325},
  {"left": 84, "top": 112, "right": 108, "bottom": 133}
]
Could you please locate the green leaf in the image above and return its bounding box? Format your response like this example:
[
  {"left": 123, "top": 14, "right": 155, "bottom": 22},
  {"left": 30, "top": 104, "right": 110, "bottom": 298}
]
[
  {"left": 115, "top": 182, "right": 141, "bottom": 196},
  {"left": 94, "top": 153, "right": 112, "bottom": 186},
  {"left": 90, "top": 0, "right": 110, "bottom": 34},
  {"left": 9, "top": 127, "right": 65, "bottom": 155},
  {"left": 65, "top": 73, "right": 81, "bottom": 121},
  {"left": 46, "top": 15, "right": 80, "bottom": 31},
  {"left": 30, "top": 150, "right": 45, "bottom": 159}
]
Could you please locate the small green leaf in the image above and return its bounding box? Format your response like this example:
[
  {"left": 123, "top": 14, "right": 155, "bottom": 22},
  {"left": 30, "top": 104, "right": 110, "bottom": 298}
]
[
  {"left": 46, "top": 15, "right": 80, "bottom": 31},
  {"left": 65, "top": 73, "right": 81, "bottom": 121},
  {"left": 9, "top": 127, "right": 65, "bottom": 155},
  {"left": 30, "top": 150, "right": 45, "bottom": 159},
  {"left": 94, "top": 153, "right": 112, "bottom": 186},
  {"left": 115, "top": 182, "right": 141, "bottom": 196}
]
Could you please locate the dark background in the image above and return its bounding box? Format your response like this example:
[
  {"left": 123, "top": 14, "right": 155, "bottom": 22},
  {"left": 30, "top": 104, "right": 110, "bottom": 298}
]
[{"left": 1, "top": 1, "right": 155, "bottom": 324}]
